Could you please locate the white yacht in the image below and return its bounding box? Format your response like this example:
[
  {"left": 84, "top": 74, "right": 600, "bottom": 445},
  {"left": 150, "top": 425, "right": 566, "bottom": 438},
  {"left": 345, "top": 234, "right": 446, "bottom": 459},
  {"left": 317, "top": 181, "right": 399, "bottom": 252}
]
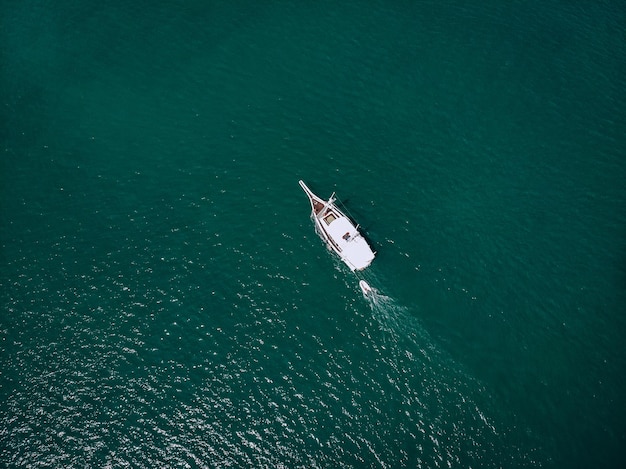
[{"left": 299, "top": 180, "right": 375, "bottom": 271}]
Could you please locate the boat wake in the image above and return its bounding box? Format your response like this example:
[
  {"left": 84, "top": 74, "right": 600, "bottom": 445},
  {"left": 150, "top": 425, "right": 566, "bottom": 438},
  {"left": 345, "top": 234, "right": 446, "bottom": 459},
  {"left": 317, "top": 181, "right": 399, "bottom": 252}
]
[
  {"left": 355, "top": 275, "right": 423, "bottom": 344},
  {"left": 344, "top": 271, "right": 538, "bottom": 466},
  {"left": 327, "top": 267, "right": 539, "bottom": 466}
]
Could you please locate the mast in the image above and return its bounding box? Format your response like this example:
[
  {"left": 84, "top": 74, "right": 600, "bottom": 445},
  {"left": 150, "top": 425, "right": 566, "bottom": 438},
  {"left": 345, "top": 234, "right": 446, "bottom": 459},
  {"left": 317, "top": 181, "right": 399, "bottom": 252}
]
[{"left": 316, "top": 192, "right": 336, "bottom": 218}]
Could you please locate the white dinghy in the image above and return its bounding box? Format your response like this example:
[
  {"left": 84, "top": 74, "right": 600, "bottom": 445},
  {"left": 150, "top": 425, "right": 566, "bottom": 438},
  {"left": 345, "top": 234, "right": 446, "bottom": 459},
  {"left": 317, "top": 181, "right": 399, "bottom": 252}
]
[
  {"left": 359, "top": 280, "right": 373, "bottom": 295},
  {"left": 299, "top": 180, "right": 375, "bottom": 271}
]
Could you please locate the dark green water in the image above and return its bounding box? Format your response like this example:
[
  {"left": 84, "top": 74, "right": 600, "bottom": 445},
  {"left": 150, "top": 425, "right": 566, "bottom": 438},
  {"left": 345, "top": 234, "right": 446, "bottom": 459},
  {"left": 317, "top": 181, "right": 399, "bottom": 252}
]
[{"left": 2, "top": 1, "right": 625, "bottom": 467}]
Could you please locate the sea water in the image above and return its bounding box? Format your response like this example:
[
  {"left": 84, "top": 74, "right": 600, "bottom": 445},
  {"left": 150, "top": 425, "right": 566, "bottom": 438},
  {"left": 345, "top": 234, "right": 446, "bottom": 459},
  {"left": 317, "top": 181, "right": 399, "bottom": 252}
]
[{"left": 1, "top": 0, "right": 625, "bottom": 467}]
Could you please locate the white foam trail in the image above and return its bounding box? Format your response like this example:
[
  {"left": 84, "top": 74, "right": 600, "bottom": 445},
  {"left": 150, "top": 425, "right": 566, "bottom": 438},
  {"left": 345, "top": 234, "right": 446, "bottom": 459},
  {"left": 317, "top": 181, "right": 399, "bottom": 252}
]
[
  {"left": 355, "top": 274, "right": 422, "bottom": 346},
  {"left": 351, "top": 273, "right": 520, "bottom": 459},
  {"left": 367, "top": 290, "right": 404, "bottom": 336}
]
